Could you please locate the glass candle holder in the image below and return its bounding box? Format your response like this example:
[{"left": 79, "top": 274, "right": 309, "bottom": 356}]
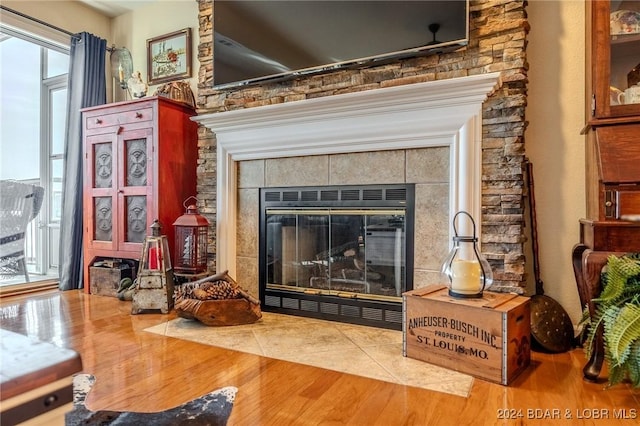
[{"left": 440, "top": 211, "right": 493, "bottom": 298}]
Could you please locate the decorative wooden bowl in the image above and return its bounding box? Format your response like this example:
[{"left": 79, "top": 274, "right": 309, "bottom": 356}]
[
  {"left": 174, "top": 270, "right": 262, "bottom": 326},
  {"left": 175, "top": 297, "right": 262, "bottom": 326}
]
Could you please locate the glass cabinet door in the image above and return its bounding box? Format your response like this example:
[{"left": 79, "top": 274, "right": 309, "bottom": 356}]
[{"left": 593, "top": 1, "right": 640, "bottom": 118}]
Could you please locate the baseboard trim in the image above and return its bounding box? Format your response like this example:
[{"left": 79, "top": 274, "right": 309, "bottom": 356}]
[{"left": 0, "top": 280, "right": 59, "bottom": 299}]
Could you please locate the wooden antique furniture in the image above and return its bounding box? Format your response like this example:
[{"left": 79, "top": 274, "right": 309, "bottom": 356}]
[
  {"left": 572, "top": 0, "right": 640, "bottom": 381},
  {"left": 0, "top": 329, "right": 83, "bottom": 424},
  {"left": 82, "top": 97, "right": 198, "bottom": 293}
]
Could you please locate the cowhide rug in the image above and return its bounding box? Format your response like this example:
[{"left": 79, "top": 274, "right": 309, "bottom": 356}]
[{"left": 65, "top": 374, "right": 237, "bottom": 425}]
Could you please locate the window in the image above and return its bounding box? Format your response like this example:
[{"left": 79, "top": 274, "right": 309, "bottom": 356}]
[{"left": 0, "top": 26, "right": 69, "bottom": 285}]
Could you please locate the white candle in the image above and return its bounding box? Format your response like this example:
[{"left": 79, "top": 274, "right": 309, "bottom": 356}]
[{"left": 451, "top": 259, "right": 481, "bottom": 293}]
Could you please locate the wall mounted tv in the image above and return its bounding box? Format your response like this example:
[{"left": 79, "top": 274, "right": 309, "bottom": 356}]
[{"left": 213, "top": 0, "right": 469, "bottom": 89}]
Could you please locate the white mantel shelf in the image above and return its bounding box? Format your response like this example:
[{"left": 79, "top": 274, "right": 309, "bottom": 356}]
[{"left": 194, "top": 73, "right": 502, "bottom": 277}]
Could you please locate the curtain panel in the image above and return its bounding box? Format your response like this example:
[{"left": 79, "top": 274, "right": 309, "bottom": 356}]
[{"left": 59, "top": 32, "right": 106, "bottom": 291}]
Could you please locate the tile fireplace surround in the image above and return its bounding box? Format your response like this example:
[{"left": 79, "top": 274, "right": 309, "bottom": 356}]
[{"left": 194, "top": 73, "right": 503, "bottom": 298}]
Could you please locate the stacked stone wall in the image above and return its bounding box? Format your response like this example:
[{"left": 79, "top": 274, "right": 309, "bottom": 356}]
[{"left": 194, "top": 0, "right": 529, "bottom": 291}]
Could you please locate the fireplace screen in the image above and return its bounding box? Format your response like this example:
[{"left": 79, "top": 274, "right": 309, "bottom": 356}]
[
  {"left": 266, "top": 208, "right": 406, "bottom": 299},
  {"left": 259, "top": 185, "right": 414, "bottom": 329}
]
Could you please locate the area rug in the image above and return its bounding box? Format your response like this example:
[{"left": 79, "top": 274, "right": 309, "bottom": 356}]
[
  {"left": 144, "top": 312, "right": 474, "bottom": 397},
  {"left": 65, "top": 374, "right": 236, "bottom": 425}
]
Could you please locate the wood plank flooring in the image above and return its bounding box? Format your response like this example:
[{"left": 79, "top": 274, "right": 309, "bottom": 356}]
[{"left": 1, "top": 290, "right": 638, "bottom": 425}]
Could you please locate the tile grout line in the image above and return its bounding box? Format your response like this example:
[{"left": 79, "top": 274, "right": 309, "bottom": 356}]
[
  {"left": 251, "top": 327, "right": 268, "bottom": 356},
  {"left": 336, "top": 326, "right": 404, "bottom": 385}
]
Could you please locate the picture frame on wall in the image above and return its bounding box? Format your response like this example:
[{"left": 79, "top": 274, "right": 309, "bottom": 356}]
[{"left": 147, "top": 28, "right": 191, "bottom": 85}]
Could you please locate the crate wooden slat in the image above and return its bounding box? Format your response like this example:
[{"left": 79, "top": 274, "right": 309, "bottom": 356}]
[
  {"left": 89, "top": 265, "right": 133, "bottom": 297},
  {"left": 403, "top": 286, "right": 530, "bottom": 385}
]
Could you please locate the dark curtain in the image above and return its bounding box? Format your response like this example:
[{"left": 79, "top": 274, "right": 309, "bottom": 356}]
[{"left": 59, "top": 32, "right": 107, "bottom": 290}]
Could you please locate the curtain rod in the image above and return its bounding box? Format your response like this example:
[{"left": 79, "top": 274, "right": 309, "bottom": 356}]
[
  {"left": 0, "top": 5, "right": 79, "bottom": 39},
  {"left": 0, "top": 5, "right": 118, "bottom": 51}
]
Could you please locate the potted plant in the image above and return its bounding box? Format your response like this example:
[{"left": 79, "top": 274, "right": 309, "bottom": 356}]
[{"left": 581, "top": 254, "right": 640, "bottom": 387}]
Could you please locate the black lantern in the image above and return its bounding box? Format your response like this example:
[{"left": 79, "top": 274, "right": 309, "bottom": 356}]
[
  {"left": 172, "top": 197, "right": 209, "bottom": 274},
  {"left": 440, "top": 211, "right": 493, "bottom": 298}
]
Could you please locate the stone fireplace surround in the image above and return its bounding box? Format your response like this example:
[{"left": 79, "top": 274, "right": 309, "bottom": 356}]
[{"left": 194, "top": 73, "right": 502, "bottom": 298}]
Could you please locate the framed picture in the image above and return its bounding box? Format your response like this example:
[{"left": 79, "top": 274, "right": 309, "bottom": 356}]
[{"left": 147, "top": 28, "right": 192, "bottom": 85}]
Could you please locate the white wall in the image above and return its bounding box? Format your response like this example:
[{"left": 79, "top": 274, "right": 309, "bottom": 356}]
[
  {"left": 1, "top": 1, "right": 111, "bottom": 43},
  {"left": 525, "top": 0, "right": 586, "bottom": 323},
  {"left": 110, "top": 0, "right": 199, "bottom": 102}
]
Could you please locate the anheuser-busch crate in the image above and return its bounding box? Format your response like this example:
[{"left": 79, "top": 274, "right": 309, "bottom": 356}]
[{"left": 403, "top": 285, "right": 531, "bottom": 385}]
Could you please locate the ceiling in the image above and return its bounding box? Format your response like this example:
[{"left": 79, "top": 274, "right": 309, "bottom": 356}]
[{"left": 78, "top": 0, "right": 156, "bottom": 18}]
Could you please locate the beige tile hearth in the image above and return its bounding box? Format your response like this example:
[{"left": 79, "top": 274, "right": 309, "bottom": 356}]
[{"left": 145, "top": 312, "right": 473, "bottom": 397}]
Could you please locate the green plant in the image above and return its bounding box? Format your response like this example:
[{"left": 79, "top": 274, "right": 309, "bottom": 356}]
[{"left": 581, "top": 253, "right": 640, "bottom": 388}]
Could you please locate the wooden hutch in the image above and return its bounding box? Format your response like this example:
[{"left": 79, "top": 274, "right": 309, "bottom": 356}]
[
  {"left": 81, "top": 97, "right": 198, "bottom": 294},
  {"left": 572, "top": 0, "right": 640, "bottom": 381}
]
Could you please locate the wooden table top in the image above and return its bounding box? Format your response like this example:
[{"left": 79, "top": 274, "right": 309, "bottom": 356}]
[{"left": 0, "top": 329, "right": 82, "bottom": 400}]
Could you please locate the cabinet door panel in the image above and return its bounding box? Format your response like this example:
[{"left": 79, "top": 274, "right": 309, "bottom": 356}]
[
  {"left": 85, "top": 134, "right": 117, "bottom": 250},
  {"left": 118, "top": 127, "right": 154, "bottom": 252},
  {"left": 93, "top": 142, "right": 113, "bottom": 188},
  {"left": 94, "top": 196, "right": 113, "bottom": 241},
  {"left": 124, "top": 195, "right": 147, "bottom": 244},
  {"left": 125, "top": 138, "right": 148, "bottom": 187}
]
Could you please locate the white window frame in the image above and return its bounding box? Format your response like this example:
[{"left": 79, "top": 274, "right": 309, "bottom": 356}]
[{"left": 1, "top": 9, "right": 70, "bottom": 281}]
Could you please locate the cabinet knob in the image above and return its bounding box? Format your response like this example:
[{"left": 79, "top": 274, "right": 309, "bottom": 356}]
[
  {"left": 118, "top": 190, "right": 124, "bottom": 194},
  {"left": 135, "top": 112, "right": 143, "bottom": 119},
  {"left": 605, "top": 201, "right": 613, "bottom": 207},
  {"left": 95, "top": 118, "right": 102, "bottom": 124}
]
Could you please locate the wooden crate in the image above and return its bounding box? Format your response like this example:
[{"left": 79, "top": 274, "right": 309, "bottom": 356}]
[
  {"left": 403, "top": 285, "right": 530, "bottom": 385},
  {"left": 89, "top": 263, "right": 134, "bottom": 297}
]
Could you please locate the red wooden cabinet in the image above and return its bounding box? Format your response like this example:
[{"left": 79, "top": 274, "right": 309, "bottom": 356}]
[{"left": 82, "top": 97, "right": 198, "bottom": 292}]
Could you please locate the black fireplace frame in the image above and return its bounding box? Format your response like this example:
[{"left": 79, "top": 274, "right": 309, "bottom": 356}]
[{"left": 258, "top": 183, "right": 415, "bottom": 330}]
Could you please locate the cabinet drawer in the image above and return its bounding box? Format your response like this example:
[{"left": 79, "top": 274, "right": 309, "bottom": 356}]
[
  {"left": 85, "top": 107, "right": 153, "bottom": 130},
  {"left": 604, "top": 188, "right": 640, "bottom": 219}
]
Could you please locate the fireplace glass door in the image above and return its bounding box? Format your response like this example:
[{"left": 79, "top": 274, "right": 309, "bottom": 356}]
[{"left": 265, "top": 208, "right": 406, "bottom": 300}]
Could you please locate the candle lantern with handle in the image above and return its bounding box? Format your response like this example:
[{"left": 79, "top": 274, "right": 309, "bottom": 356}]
[
  {"left": 172, "top": 197, "right": 210, "bottom": 275},
  {"left": 131, "top": 220, "right": 174, "bottom": 314},
  {"left": 440, "top": 211, "right": 493, "bottom": 298}
]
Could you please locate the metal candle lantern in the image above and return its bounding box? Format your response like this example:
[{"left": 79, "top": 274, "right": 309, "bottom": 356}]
[
  {"left": 440, "top": 211, "right": 493, "bottom": 298},
  {"left": 131, "top": 220, "right": 175, "bottom": 314},
  {"left": 172, "top": 197, "right": 209, "bottom": 274},
  {"left": 139, "top": 220, "right": 171, "bottom": 271}
]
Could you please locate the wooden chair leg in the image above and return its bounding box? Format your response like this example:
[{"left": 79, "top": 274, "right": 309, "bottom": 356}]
[
  {"left": 572, "top": 245, "right": 614, "bottom": 381},
  {"left": 583, "top": 324, "right": 605, "bottom": 382}
]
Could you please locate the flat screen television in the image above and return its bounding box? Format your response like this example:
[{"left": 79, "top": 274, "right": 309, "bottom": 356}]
[{"left": 213, "top": 0, "right": 469, "bottom": 89}]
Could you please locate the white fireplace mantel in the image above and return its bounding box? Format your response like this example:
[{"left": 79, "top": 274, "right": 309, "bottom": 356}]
[{"left": 194, "top": 73, "right": 502, "bottom": 277}]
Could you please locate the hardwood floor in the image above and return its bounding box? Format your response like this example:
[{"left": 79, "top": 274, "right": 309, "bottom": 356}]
[{"left": 1, "top": 290, "right": 638, "bottom": 425}]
